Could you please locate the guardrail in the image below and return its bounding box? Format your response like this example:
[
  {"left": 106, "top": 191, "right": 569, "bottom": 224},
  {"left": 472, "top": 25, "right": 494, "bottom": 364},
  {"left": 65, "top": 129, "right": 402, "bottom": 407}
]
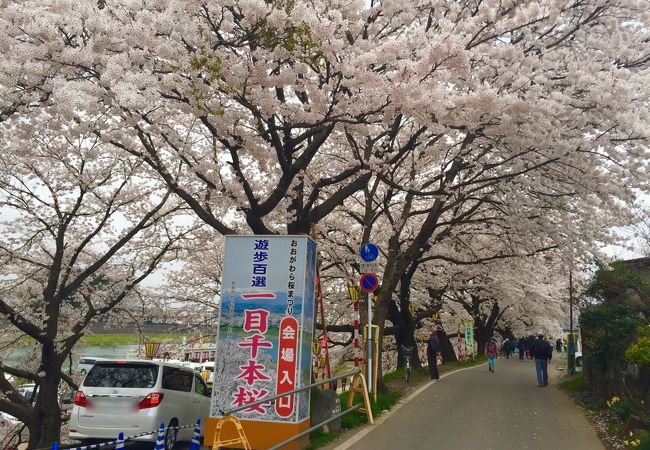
[
  {"left": 268, "top": 404, "right": 360, "bottom": 450},
  {"left": 215, "top": 369, "right": 373, "bottom": 450},
  {"left": 49, "top": 419, "right": 202, "bottom": 450},
  {"left": 220, "top": 369, "right": 359, "bottom": 416}
]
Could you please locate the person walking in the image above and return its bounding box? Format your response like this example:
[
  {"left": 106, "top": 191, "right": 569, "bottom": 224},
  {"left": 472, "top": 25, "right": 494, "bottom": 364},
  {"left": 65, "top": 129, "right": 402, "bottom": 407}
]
[
  {"left": 532, "top": 332, "right": 553, "bottom": 386},
  {"left": 517, "top": 338, "right": 525, "bottom": 361},
  {"left": 555, "top": 338, "right": 563, "bottom": 352},
  {"left": 484, "top": 336, "right": 499, "bottom": 373},
  {"left": 427, "top": 330, "right": 441, "bottom": 380},
  {"left": 504, "top": 338, "right": 513, "bottom": 359},
  {"left": 525, "top": 335, "right": 535, "bottom": 359}
]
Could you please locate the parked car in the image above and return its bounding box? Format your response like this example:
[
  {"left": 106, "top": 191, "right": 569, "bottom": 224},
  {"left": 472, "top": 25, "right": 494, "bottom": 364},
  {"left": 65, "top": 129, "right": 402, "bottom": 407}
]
[
  {"left": 16, "top": 383, "right": 38, "bottom": 403},
  {"left": 10, "top": 383, "right": 87, "bottom": 422},
  {"left": 68, "top": 359, "right": 211, "bottom": 450},
  {"left": 179, "top": 361, "right": 202, "bottom": 372},
  {"left": 200, "top": 362, "right": 214, "bottom": 386},
  {"left": 575, "top": 350, "right": 583, "bottom": 367},
  {"left": 77, "top": 357, "right": 109, "bottom": 375},
  {"left": 0, "top": 411, "right": 20, "bottom": 427},
  {"left": 59, "top": 388, "right": 75, "bottom": 420}
]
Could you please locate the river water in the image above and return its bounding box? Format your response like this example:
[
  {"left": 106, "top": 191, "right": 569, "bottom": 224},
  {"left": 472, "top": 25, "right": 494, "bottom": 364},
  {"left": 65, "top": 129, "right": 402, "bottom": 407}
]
[{"left": 4, "top": 344, "right": 141, "bottom": 370}]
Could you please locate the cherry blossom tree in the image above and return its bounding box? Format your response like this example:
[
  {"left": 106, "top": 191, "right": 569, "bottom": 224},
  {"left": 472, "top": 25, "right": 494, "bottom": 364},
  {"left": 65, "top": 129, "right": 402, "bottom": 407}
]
[
  {"left": 318, "top": 0, "right": 649, "bottom": 390},
  {"left": 0, "top": 0, "right": 401, "bottom": 238},
  {"left": 0, "top": 114, "right": 192, "bottom": 447},
  {"left": 1, "top": 0, "right": 649, "bottom": 412},
  {"left": 158, "top": 228, "right": 225, "bottom": 331},
  {"left": 630, "top": 205, "right": 650, "bottom": 257}
]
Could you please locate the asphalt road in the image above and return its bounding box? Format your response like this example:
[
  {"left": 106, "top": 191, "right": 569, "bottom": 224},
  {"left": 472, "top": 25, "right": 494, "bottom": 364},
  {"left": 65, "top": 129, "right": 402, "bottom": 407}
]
[{"left": 332, "top": 356, "right": 603, "bottom": 450}]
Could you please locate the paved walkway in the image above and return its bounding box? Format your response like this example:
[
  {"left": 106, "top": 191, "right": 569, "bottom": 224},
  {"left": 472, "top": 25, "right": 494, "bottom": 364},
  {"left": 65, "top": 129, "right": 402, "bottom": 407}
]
[{"left": 330, "top": 356, "right": 603, "bottom": 450}]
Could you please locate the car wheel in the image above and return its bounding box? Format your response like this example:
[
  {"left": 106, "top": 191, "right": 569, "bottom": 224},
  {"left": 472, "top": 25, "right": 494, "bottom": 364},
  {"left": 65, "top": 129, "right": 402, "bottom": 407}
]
[
  {"left": 164, "top": 420, "right": 178, "bottom": 450},
  {"left": 80, "top": 369, "right": 87, "bottom": 375},
  {"left": 576, "top": 357, "right": 583, "bottom": 367}
]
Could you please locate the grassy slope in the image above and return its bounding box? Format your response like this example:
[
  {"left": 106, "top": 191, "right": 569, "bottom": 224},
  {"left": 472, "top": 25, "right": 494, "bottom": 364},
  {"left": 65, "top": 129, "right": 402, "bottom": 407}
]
[{"left": 77, "top": 333, "right": 183, "bottom": 346}]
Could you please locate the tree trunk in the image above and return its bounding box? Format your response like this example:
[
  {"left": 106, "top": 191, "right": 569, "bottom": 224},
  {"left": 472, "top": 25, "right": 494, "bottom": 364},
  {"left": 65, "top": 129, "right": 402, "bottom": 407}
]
[
  {"left": 372, "top": 294, "right": 392, "bottom": 395},
  {"left": 394, "top": 319, "right": 420, "bottom": 368},
  {"left": 466, "top": 298, "right": 502, "bottom": 357},
  {"left": 389, "top": 267, "right": 421, "bottom": 368},
  {"left": 475, "top": 321, "right": 489, "bottom": 356},
  {"left": 28, "top": 392, "right": 62, "bottom": 449},
  {"left": 438, "top": 329, "right": 458, "bottom": 362},
  {"left": 28, "top": 343, "right": 63, "bottom": 449}
]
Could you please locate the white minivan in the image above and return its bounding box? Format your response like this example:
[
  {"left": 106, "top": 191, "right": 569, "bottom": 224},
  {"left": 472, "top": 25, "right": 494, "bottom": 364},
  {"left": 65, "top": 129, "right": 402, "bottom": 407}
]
[
  {"left": 68, "top": 360, "right": 211, "bottom": 450},
  {"left": 77, "top": 357, "right": 109, "bottom": 375}
]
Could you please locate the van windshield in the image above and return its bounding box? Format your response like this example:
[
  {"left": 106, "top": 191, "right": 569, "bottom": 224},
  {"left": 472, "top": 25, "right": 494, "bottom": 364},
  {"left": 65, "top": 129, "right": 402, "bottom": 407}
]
[{"left": 84, "top": 363, "right": 158, "bottom": 388}]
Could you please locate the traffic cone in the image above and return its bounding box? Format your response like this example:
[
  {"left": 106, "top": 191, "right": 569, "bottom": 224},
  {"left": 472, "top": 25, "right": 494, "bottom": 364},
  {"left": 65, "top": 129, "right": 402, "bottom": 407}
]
[
  {"left": 51, "top": 442, "right": 59, "bottom": 450},
  {"left": 116, "top": 432, "right": 125, "bottom": 450},
  {"left": 154, "top": 422, "right": 166, "bottom": 450},
  {"left": 189, "top": 419, "right": 201, "bottom": 450}
]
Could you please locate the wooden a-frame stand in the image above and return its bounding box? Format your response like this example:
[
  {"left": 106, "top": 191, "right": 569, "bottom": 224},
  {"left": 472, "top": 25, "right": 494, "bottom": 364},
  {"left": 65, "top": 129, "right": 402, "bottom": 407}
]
[
  {"left": 346, "top": 373, "right": 374, "bottom": 425},
  {"left": 211, "top": 415, "right": 252, "bottom": 450}
]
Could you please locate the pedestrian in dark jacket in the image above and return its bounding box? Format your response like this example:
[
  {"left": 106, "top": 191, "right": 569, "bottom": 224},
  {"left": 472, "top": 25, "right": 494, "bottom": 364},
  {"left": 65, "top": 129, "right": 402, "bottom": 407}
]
[
  {"left": 427, "top": 330, "right": 441, "bottom": 380},
  {"left": 485, "top": 337, "right": 499, "bottom": 372},
  {"left": 503, "top": 339, "right": 513, "bottom": 359},
  {"left": 517, "top": 338, "right": 525, "bottom": 360},
  {"left": 555, "top": 338, "right": 563, "bottom": 352},
  {"left": 532, "top": 333, "right": 553, "bottom": 386}
]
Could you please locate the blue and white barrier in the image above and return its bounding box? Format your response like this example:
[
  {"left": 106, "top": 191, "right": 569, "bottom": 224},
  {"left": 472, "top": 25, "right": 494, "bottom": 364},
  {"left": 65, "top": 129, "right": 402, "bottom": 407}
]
[
  {"left": 189, "top": 419, "right": 201, "bottom": 450},
  {"left": 154, "top": 423, "right": 166, "bottom": 450},
  {"left": 52, "top": 420, "right": 201, "bottom": 450},
  {"left": 115, "top": 433, "right": 124, "bottom": 450}
]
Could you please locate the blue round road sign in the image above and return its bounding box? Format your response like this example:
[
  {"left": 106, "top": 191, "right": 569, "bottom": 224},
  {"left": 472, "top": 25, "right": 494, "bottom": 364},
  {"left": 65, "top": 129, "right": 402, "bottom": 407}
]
[
  {"left": 359, "top": 273, "right": 379, "bottom": 293},
  {"left": 359, "top": 243, "right": 379, "bottom": 262}
]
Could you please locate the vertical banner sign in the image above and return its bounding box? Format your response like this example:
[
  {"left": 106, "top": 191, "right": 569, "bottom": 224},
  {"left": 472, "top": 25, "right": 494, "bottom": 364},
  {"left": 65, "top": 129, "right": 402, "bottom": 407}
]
[
  {"left": 464, "top": 320, "right": 475, "bottom": 356},
  {"left": 211, "top": 236, "right": 317, "bottom": 424}
]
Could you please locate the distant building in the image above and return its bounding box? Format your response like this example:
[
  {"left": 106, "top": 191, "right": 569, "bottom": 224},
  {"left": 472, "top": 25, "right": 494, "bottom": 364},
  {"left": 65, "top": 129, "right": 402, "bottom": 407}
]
[{"left": 623, "top": 256, "right": 650, "bottom": 277}]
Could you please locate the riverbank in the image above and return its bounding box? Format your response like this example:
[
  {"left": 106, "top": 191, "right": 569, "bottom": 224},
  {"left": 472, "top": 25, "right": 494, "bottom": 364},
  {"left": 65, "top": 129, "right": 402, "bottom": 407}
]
[
  {"left": 78, "top": 333, "right": 182, "bottom": 346},
  {"left": 4, "top": 333, "right": 189, "bottom": 368},
  {"left": 86, "top": 321, "right": 215, "bottom": 335}
]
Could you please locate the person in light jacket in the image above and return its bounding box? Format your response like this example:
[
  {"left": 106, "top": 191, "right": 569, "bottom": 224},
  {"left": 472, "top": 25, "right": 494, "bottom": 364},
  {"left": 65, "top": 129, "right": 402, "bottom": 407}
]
[{"left": 485, "top": 336, "right": 499, "bottom": 373}]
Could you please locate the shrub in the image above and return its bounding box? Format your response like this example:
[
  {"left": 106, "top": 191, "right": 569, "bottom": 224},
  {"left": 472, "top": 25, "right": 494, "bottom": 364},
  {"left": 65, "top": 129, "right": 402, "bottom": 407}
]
[
  {"left": 609, "top": 396, "right": 634, "bottom": 422},
  {"left": 607, "top": 395, "right": 650, "bottom": 431},
  {"left": 639, "top": 435, "right": 650, "bottom": 450},
  {"left": 624, "top": 431, "right": 650, "bottom": 449},
  {"left": 626, "top": 327, "right": 650, "bottom": 368}
]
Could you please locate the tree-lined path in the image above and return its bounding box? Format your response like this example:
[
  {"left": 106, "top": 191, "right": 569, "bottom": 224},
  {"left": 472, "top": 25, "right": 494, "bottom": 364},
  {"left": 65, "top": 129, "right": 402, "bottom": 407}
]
[{"left": 332, "top": 358, "right": 603, "bottom": 450}]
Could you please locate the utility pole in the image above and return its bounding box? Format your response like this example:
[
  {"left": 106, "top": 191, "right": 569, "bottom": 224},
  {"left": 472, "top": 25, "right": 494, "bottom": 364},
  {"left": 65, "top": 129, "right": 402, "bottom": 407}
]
[{"left": 567, "top": 270, "right": 576, "bottom": 375}]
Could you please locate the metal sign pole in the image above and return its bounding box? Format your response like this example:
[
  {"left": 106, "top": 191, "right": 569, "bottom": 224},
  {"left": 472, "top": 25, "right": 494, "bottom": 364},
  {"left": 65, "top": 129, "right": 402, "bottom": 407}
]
[
  {"left": 367, "top": 292, "right": 372, "bottom": 395},
  {"left": 359, "top": 242, "right": 379, "bottom": 398}
]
